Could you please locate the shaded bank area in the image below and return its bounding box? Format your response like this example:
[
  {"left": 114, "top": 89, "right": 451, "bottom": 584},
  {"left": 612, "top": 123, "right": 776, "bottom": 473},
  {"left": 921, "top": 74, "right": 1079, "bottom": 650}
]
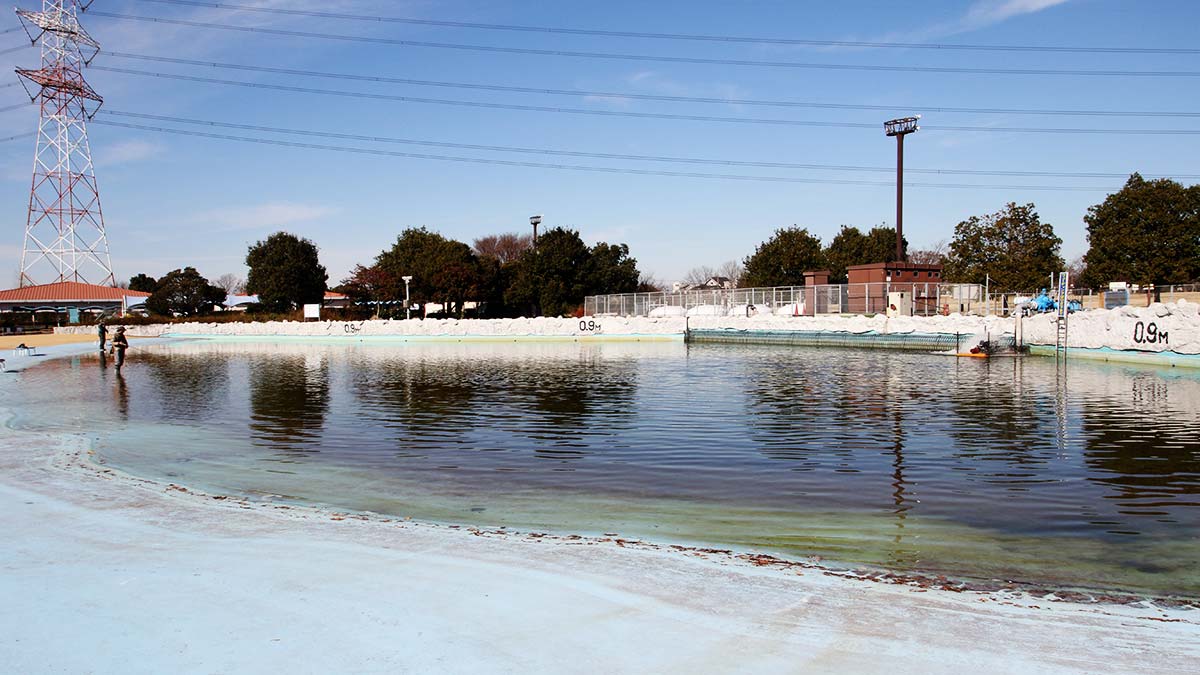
[{"left": 1, "top": 431, "right": 1197, "bottom": 674}]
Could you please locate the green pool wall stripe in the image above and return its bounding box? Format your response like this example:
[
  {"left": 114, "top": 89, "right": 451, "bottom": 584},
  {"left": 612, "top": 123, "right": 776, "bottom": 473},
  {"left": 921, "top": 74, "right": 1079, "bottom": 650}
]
[{"left": 687, "top": 329, "right": 1012, "bottom": 352}]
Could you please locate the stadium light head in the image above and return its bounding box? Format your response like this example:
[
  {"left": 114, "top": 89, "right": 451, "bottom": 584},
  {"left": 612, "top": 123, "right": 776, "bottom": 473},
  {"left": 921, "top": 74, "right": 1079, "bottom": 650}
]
[
  {"left": 885, "top": 116, "right": 921, "bottom": 137},
  {"left": 530, "top": 214, "right": 543, "bottom": 227}
]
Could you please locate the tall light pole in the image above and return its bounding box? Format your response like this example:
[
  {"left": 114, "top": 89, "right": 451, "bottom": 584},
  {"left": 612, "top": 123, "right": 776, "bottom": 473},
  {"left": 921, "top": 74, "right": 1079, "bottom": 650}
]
[
  {"left": 402, "top": 275, "right": 412, "bottom": 320},
  {"left": 530, "top": 214, "right": 542, "bottom": 247},
  {"left": 884, "top": 116, "right": 920, "bottom": 263}
]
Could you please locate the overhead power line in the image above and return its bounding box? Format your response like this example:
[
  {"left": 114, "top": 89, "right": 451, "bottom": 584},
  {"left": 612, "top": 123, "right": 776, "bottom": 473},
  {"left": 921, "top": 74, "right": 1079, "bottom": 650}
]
[
  {"left": 101, "top": 51, "right": 1200, "bottom": 118},
  {"left": 90, "top": 12, "right": 1200, "bottom": 78},
  {"left": 0, "top": 43, "right": 34, "bottom": 57},
  {"left": 0, "top": 131, "right": 36, "bottom": 143},
  {"left": 131, "top": 0, "right": 1200, "bottom": 56},
  {"left": 100, "top": 110, "right": 1198, "bottom": 180},
  {"left": 92, "top": 66, "right": 1200, "bottom": 135},
  {"left": 91, "top": 118, "right": 1121, "bottom": 192},
  {"left": 0, "top": 101, "right": 36, "bottom": 114}
]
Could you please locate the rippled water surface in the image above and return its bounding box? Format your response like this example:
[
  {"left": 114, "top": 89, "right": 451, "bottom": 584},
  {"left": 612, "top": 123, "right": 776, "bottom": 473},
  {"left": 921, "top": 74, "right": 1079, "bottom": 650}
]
[{"left": 7, "top": 339, "right": 1199, "bottom": 597}]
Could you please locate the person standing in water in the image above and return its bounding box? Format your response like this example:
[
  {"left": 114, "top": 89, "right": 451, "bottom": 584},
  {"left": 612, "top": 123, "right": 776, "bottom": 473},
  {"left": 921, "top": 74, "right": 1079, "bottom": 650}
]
[
  {"left": 97, "top": 321, "right": 107, "bottom": 352},
  {"left": 112, "top": 326, "right": 129, "bottom": 369}
]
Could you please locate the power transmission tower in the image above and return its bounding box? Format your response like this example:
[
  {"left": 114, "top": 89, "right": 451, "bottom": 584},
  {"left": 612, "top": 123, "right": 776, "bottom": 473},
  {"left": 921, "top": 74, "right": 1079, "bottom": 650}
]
[{"left": 14, "top": 0, "right": 114, "bottom": 287}]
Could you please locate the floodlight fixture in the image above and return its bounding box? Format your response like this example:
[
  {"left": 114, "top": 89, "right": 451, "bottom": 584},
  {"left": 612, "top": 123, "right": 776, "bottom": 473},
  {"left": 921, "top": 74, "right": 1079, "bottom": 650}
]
[
  {"left": 530, "top": 214, "right": 543, "bottom": 246},
  {"left": 885, "top": 116, "right": 921, "bottom": 137}
]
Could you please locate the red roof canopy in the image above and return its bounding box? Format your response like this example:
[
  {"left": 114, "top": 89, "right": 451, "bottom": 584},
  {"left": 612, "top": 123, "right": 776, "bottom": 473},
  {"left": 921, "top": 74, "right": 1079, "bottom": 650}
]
[{"left": 0, "top": 281, "right": 151, "bottom": 302}]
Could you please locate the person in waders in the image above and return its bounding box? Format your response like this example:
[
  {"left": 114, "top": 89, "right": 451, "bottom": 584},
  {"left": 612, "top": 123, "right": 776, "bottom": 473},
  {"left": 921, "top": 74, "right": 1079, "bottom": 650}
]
[
  {"left": 97, "top": 321, "right": 107, "bottom": 352},
  {"left": 112, "top": 326, "right": 129, "bottom": 369}
]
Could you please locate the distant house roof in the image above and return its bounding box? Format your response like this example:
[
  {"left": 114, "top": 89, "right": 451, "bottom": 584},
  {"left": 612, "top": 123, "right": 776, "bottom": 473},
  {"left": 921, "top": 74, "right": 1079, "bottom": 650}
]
[
  {"left": 325, "top": 291, "right": 348, "bottom": 300},
  {"left": 0, "top": 281, "right": 151, "bottom": 303}
]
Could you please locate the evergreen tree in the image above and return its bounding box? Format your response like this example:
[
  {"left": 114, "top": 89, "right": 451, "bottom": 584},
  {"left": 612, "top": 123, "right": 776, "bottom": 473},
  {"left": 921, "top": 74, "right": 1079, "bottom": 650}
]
[
  {"left": 128, "top": 273, "right": 157, "bottom": 293},
  {"left": 145, "top": 267, "right": 226, "bottom": 317},
  {"left": 942, "top": 203, "right": 1064, "bottom": 292},
  {"left": 823, "top": 225, "right": 903, "bottom": 282},
  {"left": 1082, "top": 174, "right": 1200, "bottom": 288},
  {"left": 505, "top": 227, "right": 592, "bottom": 317},
  {"left": 582, "top": 242, "right": 640, "bottom": 296},
  {"left": 245, "top": 232, "right": 328, "bottom": 312},
  {"left": 740, "top": 226, "right": 826, "bottom": 288},
  {"left": 373, "top": 227, "right": 480, "bottom": 317}
]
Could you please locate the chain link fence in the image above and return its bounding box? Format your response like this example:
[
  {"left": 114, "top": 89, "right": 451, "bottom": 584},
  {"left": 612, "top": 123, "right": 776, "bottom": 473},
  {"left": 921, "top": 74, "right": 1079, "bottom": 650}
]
[
  {"left": 585, "top": 282, "right": 960, "bottom": 318},
  {"left": 587, "top": 282, "right": 1200, "bottom": 318}
]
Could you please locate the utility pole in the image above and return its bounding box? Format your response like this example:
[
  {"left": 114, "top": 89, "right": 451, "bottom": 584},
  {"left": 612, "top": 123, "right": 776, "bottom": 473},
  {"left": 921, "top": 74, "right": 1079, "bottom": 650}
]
[
  {"left": 884, "top": 116, "right": 920, "bottom": 264},
  {"left": 15, "top": 0, "right": 114, "bottom": 286}
]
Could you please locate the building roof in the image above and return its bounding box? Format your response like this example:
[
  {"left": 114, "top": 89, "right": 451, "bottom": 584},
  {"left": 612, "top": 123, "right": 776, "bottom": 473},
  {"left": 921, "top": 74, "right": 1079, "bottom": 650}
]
[
  {"left": 325, "top": 291, "right": 348, "bottom": 299},
  {"left": 0, "top": 281, "right": 151, "bottom": 302}
]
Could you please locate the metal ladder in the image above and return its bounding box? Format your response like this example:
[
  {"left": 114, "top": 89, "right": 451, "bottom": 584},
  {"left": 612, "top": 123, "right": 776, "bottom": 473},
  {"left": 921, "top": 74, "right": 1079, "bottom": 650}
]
[
  {"left": 1055, "top": 313, "right": 1069, "bottom": 356},
  {"left": 1054, "top": 271, "right": 1070, "bottom": 359}
]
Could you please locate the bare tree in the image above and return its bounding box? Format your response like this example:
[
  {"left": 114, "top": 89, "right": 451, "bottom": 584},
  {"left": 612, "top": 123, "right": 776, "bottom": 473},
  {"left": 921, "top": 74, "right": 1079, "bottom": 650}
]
[
  {"left": 683, "top": 265, "right": 717, "bottom": 285},
  {"left": 474, "top": 232, "right": 533, "bottom": 264},
  {"left": 717, "top": 260, "right": 743, "bottom": 286},
  {"left": 1066, "top": 255, "right": 1087, "bottom": 287},
  {"left": 637, "top": 272, "right": 664, "bottom": 292},
  {"left": 908, "top": 239, "right": 948, "bottom": 266},
  {"left": 683, "top": 261, "right": 742, "bottom": 288},
  {"left": 213, "top": 273, "right": 245, "bottom": 295}
]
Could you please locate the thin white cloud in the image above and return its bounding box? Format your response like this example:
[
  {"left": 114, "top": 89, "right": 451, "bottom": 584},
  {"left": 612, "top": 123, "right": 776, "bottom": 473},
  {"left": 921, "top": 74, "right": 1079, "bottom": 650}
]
[
  {"left": 190, "top": 202, "right": 338, "bottom": 231},
  {"left": 94, "top": 139, "right": 164, "bottom": 168},
  {"left": 612, "top": 71, "right": 753, "bottom": 109},
  {"left": 904, "top": 0, "right": 1074, "bottom": 42},
  {"left": 960, "top": 0, "right": 1073, "bottom": 31},
  {"left": 806, "top": 0, "right": 1074, "bottom": 54},
  {"left": 582, "top": 94, "right": 633, "bottom": 109}
]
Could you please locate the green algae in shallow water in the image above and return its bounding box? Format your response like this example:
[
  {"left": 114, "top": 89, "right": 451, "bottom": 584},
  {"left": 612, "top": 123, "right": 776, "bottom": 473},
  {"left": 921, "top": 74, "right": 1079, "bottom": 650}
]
[
  {"left": 78, "top": 436, "right": 1200, "bottom": 600},
  {"left": 6, "top": 339, "right": 1200, "bottom": 600}
]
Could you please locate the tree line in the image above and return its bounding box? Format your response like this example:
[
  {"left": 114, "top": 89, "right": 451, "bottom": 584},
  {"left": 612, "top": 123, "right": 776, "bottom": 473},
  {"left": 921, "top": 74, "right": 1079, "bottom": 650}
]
[
  {"left": 736, "top": 174, "right": 1199, "bottom": 292},
  {"left": 127, "top": 173, "right": 1198, "bottom": 316},
  {"left": 128, "top": 227, "right": 642, "bottom": 318}
]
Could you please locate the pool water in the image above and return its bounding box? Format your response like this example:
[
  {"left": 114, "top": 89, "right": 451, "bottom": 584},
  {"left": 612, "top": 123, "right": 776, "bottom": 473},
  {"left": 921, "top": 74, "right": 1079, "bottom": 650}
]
[{"left": 7, "top": 339, "right": 1199, "bottom": 598}]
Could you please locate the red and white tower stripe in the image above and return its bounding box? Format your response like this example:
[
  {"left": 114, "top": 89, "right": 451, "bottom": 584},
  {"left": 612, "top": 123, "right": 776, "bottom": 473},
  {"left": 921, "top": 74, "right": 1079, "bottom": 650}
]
[{"left": 15, "top": 0, "right": 114, "bottom": 287}]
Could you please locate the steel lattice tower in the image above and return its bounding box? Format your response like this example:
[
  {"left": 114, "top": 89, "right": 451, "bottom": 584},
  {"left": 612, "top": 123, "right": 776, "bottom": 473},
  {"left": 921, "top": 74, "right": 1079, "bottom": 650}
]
[{"left": 14, "top": 0, "right": 113, "bottom": 287}]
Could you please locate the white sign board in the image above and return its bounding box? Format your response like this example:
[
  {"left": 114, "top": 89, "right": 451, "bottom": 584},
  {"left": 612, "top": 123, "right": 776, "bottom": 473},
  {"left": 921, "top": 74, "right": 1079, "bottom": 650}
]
[{"left": 303, "top": 303, "right": 321, "bottom": 320}]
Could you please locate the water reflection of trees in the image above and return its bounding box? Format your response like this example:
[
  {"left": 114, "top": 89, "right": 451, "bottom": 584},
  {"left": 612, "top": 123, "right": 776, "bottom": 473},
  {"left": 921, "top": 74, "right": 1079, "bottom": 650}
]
[
  {"left": 744, "top": 349, "right": 907, "bottom": 466},
  {"left": 139, "top": 353, "right": 232, "bottom": 422},
  {"left": 740, "top": 346, "right": 920, "bottom": 567},
  {"left": 348, "top": 349, "right": 639, "bottom": 465},
  {"left": 350, "top": 357, "right": 483, "bottom": 460},
  {"left": 509, "top": 353, "right": 639, "bottom": 462},
  {"left": 943, "top": 358, "right": 1058, "bottom": 469},
  {"left": 248, "top": 353, "right": 330, "bottom": 457},
  {"left": 1080, "top": 380, "right": 1200, "bottom": 522}
]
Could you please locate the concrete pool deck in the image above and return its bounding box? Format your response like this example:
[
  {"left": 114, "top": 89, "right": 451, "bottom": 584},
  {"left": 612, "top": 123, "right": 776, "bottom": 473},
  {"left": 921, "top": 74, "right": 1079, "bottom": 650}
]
[{"left": 1, "top": 339, "right": 1197, "bottom": 673}]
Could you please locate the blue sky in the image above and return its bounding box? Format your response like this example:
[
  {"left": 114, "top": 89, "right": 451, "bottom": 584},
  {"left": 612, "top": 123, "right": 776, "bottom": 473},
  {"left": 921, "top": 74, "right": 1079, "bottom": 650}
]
[{"left": 2, "top": 0, "right": 1198, "bottom": 287}]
